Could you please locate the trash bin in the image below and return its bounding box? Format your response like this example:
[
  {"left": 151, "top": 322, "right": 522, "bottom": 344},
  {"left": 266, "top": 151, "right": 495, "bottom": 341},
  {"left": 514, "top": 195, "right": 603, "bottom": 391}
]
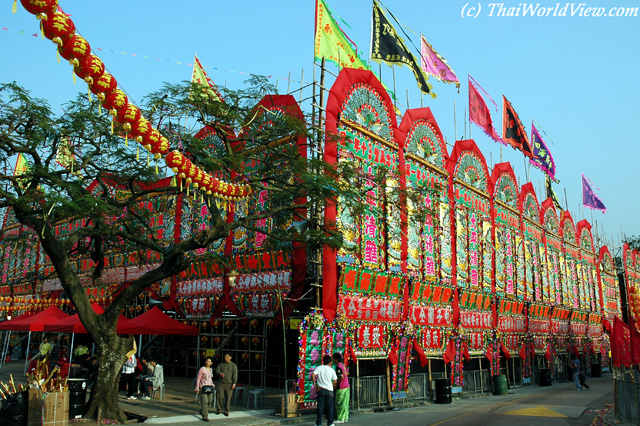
[
  {"left": 591, "top": 363, "right": 601, "bottom": 378},
  {"left": 539, "top": 368, "right": 552, "bottom": 386},
  {"left": 434, "top": 378, "right": 452, "bottom": 404},
  {"left": 0, "top": 390, "right": 28, "bottom": 426},
  {"left": 67, "top": 378, "right": 88, "bottom": 419},
  {"left": 492, "top": 374, "right": 508, "bottom": 395}
]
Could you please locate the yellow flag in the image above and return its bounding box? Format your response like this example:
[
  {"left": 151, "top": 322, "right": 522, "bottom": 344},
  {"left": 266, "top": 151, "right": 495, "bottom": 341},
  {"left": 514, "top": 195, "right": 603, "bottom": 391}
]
[
  {"left": 191, "top": 55, "right": 223, "bottom": 102},
  {"left": 314, "top": 0, "right": 368, "bottom": 70},
  {"left": 13, "top": 153, "right": 31, "bottom": 190}
]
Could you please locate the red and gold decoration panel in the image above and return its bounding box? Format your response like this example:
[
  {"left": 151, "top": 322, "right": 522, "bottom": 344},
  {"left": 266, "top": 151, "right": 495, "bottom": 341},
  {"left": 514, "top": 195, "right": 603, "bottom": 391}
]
[{"left": 599, "top": 246, "right": 621, "bottom": 321}]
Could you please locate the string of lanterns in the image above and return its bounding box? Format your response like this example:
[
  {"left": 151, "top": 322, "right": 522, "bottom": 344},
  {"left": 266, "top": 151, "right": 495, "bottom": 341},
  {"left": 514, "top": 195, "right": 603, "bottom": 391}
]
[{"left": 16, "top": 0, "right": 252, "bottom": 202}]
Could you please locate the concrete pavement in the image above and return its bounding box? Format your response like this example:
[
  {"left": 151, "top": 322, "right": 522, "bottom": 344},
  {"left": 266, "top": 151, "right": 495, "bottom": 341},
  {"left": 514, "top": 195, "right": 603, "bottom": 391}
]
[{"left": 0, "top": 359, "right": 633, "bottom": 425}]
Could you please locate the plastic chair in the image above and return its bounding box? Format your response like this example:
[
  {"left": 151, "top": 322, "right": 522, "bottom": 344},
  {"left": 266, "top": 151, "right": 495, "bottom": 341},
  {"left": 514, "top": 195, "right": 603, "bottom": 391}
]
[
  {"left": 233, "top": 385, "right": 245, "bottom": 403},
  {"left": 246, "top": 388, "right": 265, "bottom": 409},
  {"left": 152, "top": 384, "right": 165, "bottom": 400}
]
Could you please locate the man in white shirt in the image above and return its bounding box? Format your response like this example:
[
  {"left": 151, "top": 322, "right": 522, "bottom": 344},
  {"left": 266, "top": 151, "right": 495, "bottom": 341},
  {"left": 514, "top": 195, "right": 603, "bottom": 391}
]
[{"left": 312, "top": 354, "right": 337, "bottom": 426}]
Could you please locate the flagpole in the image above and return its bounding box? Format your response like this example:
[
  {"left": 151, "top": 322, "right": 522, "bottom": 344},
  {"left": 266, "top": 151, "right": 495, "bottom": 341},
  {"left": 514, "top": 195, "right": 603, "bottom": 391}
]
[
  {"left": 392, "top": 66, "right": 397, "bottom": 111},
  {"left": 464, "top": 106, "right": 467, "bottom": 139},
  {"left": 454, "top": 99, "right": 457, "bottom": 141},
  {"left": 563, "top": 187, "right": 568, "bottom": 211},
  {"left": 299, "top": 69, "right": 304, "bottom": 103},
  {"left": 287, "top": 71, "right": 291, "bottom": 94}
]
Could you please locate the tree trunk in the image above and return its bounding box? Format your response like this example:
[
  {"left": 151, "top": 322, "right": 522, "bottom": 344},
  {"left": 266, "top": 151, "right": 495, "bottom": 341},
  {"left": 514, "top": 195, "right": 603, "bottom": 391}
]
[{"left": 83, "top": 334, "right": 132, "bottom": 424}]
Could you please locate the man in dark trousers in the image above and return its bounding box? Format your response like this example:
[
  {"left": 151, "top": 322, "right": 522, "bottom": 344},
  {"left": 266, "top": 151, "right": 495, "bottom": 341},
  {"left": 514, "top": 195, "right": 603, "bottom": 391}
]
[
  {"left": 312, "top": 354, "right": 337, "bottom": 426},
  {"left": 215, "top": 353, "right": 238, "bottom": 416}
]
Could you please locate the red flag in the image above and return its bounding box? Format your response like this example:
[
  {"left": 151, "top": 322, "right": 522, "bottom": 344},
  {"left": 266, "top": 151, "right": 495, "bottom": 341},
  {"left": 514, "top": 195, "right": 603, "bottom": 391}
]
[
  {"left": 388, "top": 339, "right": 398, "bottom": 365},
  {"left": 612, "top": 316, "right": 632, "bottom": 367},
  {"left": 500, "top": 341, "right": 512, "bottom": 360},
  {"left": 502, "top": 96, "right": 533, "bottom": 158},
  {"left": 412, "top": 338, "right": 428, "bottom": 367},
  {"left": 443, "top": 338, "right": 456, "bottom": 364},
  {"left": 468, "top": 75, "right": 503, "bottom": 145}
]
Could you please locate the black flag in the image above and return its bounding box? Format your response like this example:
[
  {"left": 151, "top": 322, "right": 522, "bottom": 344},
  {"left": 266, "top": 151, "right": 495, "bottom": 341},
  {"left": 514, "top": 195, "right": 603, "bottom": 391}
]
[
  {"left": 545, "top": 176, "right": 563, "bottom": 210},
  {"left": 371, "top": 1, "right": 433, "bottom": 95}
]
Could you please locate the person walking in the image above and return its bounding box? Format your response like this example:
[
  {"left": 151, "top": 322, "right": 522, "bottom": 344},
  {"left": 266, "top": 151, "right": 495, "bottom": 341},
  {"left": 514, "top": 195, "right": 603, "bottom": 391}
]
[
  {"left": 579, "top": 368, "right": 590, "bottom": 390},
  {"left": 312, "top": 354, "right": 337, "bottom": 426},
  {"left": 571, "top": 354, "right": 582, "bottom": 391},
  {"left": 215, "top": 353, "right": 238, "bottom": 417},
  {"left": 195, "top": 357, "right": 216, "bottom": 422},
  {"left": 332, "top": 353, "right": 349, "bottom": 423}
]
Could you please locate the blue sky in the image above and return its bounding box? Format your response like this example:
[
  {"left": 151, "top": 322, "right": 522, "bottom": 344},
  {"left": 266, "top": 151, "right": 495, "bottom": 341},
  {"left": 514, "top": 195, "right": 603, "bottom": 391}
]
[{"left": 2, "top": 0, "right": 639, "bottom": 250}]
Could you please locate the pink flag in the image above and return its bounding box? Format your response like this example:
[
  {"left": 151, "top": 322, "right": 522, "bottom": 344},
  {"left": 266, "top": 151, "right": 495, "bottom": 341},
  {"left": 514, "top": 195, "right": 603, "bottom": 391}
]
[
  {"left": 468, "top": 75, "right": 504, "bottom": 145},
  {"left": 421, "top": 34, "right": 459, "bottom": 88}
]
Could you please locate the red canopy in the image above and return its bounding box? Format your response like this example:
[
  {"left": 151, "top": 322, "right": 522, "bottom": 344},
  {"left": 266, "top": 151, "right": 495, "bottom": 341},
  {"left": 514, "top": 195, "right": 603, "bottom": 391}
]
[
  {"left": 117, "top": 307, "right": 199, "bottom": 336},
  {"left": 0, "top": 312, "right": 34, "bottom": 331},
  {"left": 0, "top": 306, "right": 68, "bottom": 332},
  {"left": 44, "top": 303, "right": 133, "bottom": 334}
]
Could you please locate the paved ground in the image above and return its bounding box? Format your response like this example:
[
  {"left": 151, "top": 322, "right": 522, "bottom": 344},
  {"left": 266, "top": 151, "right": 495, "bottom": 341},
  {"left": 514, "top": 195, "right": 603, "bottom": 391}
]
[{"left": 0, "top": 360, "right": 633, "bottom": 425}]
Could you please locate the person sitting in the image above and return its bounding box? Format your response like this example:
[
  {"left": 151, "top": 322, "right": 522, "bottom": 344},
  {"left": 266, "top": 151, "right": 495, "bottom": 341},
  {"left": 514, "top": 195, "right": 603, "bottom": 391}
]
[
  {"left": 84, "top": 357, "right": 99, "bottom": 389},
  {"left": 140, "top": 359, "right": 164, "bottom": 400},
  {"left": 136, "top": 357, "right": 153, "bottom": 396},
  {"left": 11, "top": 344, "right": 22, "bottom": 361}
]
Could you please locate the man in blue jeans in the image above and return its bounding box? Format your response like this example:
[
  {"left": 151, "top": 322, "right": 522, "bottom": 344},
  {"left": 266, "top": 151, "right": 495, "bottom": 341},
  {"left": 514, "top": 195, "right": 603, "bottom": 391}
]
[
  {"left": 571, "top": 354, "right": 582, "bottom": 391},
  {"left": 312, "top": 355, "right": 338, "bottom": 426}
]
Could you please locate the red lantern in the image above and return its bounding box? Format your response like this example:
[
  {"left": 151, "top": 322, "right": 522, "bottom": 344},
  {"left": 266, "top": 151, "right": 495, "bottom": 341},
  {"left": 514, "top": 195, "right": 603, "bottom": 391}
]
[
  {"left": 74, "top": 55, "right": 105, "bottom": 86},
  {"left": 164, "top": 150, "right": 184, "bottom": 172},
  {"left": 201, "top": 173, "right": 213, "bottom": 194},
  {"left": 20, "top": 0, "right": 58, "bottom": 18},
  {"left": 58, "top": 34, "right": 90, "bottom": 65},
  {"left": 142, "top": 128, "right": 161, "bottom": 151},
  {"left": 150, "top": 136, "right": 170, "bottom": 158},
  {"left": 131, "top": 117, "right": 152, "bottom": 143},
  {"left": 42, "top": 12, "right": 75, "bottom": 45},
  {"left": 185, "top": 163, "right": 199, "bottom": 184},
  {"left": 102, "top": 89, "right": 128, "bottom": 119},
  {"left": 176, "top": 157, "right": 192, "bottom": 179},
  {"left": 89, "top": 72, "right": 118, "bottom": 102},
  {"left": 192, "top": 168, "right": 205, "bottom": 189},
  {"left": 115, "top": 104, "right": 141, "bottom": 134}
]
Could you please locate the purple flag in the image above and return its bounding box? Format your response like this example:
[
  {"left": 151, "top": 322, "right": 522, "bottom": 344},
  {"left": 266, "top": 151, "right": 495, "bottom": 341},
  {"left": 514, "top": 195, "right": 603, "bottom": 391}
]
[
  {"left": 420, "top": 34, "right": 459, "bottom": 88},
  {"left": 582, "top": 174, "right": 606, "bottom": 213},
  {"left": 529, "top": 122, "right": 556, "bottom": 181}
]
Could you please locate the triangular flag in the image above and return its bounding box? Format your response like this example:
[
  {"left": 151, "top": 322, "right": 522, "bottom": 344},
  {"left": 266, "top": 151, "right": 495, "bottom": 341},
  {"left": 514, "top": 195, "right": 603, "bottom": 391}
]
[
  {"left": 190, "top": 55, "right": 223, "bottom": 102},
  {"left": 530, "top": 121, "right": 556, "bottom": 181},
  {"left": 468, "top": 75, "right": 503, "bottom": 144},
  {"left": 420, "top": 34, "right": 459, "bottom": 88},
  {"left": 545, "top": 176, "right": 563, "bottom": 210},
  {"left": 314, "top": 0, "right": 368, "bottom": 70},
  {"left": 13, "top": 153, "right": 31, "bottom": 190},
  {"left": 371, "top": 1, "right": 433, "bottom": 96},
  {"left": 502, "top": 96, "right": 533, "bottom": 158},
  {"left": 582, "top": 173, "right": 606, "bottom": 213}
]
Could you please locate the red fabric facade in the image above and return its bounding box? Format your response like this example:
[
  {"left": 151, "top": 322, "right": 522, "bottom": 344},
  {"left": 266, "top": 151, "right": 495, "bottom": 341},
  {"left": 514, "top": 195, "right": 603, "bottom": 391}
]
[{"left": 612, "top": 316, "right": 631, "bottom": 367}]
